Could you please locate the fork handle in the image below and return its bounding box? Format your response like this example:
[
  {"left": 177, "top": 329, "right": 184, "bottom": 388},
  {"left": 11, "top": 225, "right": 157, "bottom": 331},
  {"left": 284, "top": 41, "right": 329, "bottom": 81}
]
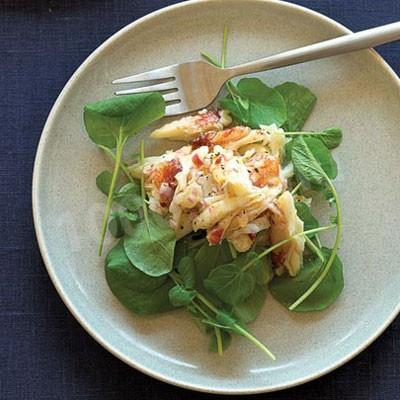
[{"left": 227, "top": 21, "right": 400, "bottom": 77}]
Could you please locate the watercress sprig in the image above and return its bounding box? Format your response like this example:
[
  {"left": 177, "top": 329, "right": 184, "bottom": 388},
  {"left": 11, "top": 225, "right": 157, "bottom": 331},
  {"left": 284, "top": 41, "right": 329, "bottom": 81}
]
[
  {"left": 284, "top": 127, "right": 342, "bottom": 149},
  {"left": 288, "top": 136, "right": 343, "bottom": 310},
  {"left": 99, "top": 144, "right": 135, "bottom": 183},
  {"left": 133, "top": 142, "right": 276, "bottom": 358},
  {"left": 83, "top": 93, "right": 165, "bottom": 255},
  {"left": 201, "top": 27, "right": 247, "bottom": 121},
  {"left": 194, "top": 292, "right": 276, "bottom": 360},
  {"left": 204, "top": 225, "right": 335, "bottom": 308},
  {"left": 123, "top": 141, "right": 176, "bottom": 276},
  {"left": 93, "top": 25, "right": 346, "bottom": 361},
  {"left": 99, "top": 133, "right": 126, "bottom": 255},
  {"left": 289, "top": 180, "right": 343, "bottom": 310}
]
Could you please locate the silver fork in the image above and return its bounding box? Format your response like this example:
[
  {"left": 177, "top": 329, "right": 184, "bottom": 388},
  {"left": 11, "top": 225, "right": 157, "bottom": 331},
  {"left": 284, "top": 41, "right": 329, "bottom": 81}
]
[{"left": 113, "top": 22, "right": 400, "bottom": 116}]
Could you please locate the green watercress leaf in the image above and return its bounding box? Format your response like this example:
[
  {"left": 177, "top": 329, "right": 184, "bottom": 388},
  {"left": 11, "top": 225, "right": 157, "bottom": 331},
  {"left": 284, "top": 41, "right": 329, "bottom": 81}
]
[
  {"left": 168, "top": 285, "right": 196, "bottom": 307},
  {"left": 219, "top": 96, "right": 250, "bottom": 126},
  {"left": 105, "top": 241, "right": 173, "bottom": 314},
  {"left": 294, "top": 202, "right": 319, "bottom": 235},
  {"left": 109, "top": 278, "right": 174, "bottom": 315},
  {"left": 220, "top": 78, "right": 287, "bottom": 128},
  {"left": 232, "top": 284, "right": 268, "bottom": 323},
  {"left": 174, "top": 233, "right": 206, "bottom": 264},
  {"left": 194, "top": 240, "right": 232, "bottom": 283},
  {"left": 284, "top": 139, "right": 294, "bottom": 162},
  {"left": 84, "top": 93, "right": 165, "bottom": 148},
  {"left": 275, "top": 82, "right": 316, "bottom": 131},
  {"left": 215, "top": 311, "right": 237, "bottom": 328},
  {"left": 96, "top": 171, "right": 113, "bottom": 196},
  {"left": 233, "top": 251, "right": 273, "bottom": 285},
  {"left": 108, "top": 210, "right": 139, "bottom": 238},
  {"left": 269, "top": 248, "right": 344, "bottom": 312},
  {"left": 108, "top": 216, "right": 124, "bottom": 238},
  {"left": 177, "top": 256, "right": 196, "bottom": 289},
  {"left": 291, "top": 136, "right": 337, "bottom": 186},
  {"left": 124, "top": 211, "right": 176, "bottom": 277},
  {"left": 204, "top": 264, "right": 256, "bottom": 306},
  {"left": 105, "top": 240, "right": 167, "bottom": 292},
  {"left": 284, "top": 128, "right": 342, "bottom": 163},
  {"left": 113, "top": 181, "right": 142, "bottom": 211},
  {"left": 96, "top": 173, "right": 141, "bottom": 212},
  {"left": 316, "top": 127, "right": 342, "bottom": 149}
]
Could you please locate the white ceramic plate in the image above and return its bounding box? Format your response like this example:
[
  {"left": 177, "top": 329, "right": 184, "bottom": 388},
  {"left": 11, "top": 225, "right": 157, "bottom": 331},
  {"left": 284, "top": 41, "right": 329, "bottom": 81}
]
[{"left": 32, "top": 0, "right": 400, "bottom": 394}]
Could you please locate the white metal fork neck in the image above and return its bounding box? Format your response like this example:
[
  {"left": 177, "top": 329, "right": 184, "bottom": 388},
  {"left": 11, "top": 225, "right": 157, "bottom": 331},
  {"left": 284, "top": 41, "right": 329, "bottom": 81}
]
[{"left": 226, "top": 21, "right": 400, "bottom": 78}]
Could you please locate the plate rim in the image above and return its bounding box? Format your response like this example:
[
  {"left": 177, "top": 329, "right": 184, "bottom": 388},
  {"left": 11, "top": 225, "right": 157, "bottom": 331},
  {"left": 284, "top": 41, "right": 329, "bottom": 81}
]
[{"left": 32, "top": 0, "right": 400, "bottom": 394}]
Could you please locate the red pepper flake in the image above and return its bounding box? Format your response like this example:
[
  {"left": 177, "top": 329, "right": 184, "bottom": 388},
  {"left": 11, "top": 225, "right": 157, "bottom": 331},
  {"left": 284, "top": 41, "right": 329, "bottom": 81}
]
[
  {"left": 159, "top": 182, "right": 176, "bottom": 207},
  {"left": 198, "top": 109, "right": 220, "bottom": 127},
  {"left": 191, "top": 132, "right": 215, "bottom": 150},
  {"left": 191, "top": 153, "right": 203, "bottom": 168},
  {"left": 212, "top": 126, "right": 248, "bottom": 144},
  {"left": 250, "top": 158, "right": 280, "bottom": 188},
  {"left": 149, "top": 159, "right": 182, "bottom": 190},
  {"left": 214, "top": 154, "right": 224, "bottom": 165},
  {"left": 207, "top": 226, "right": 224, "bottom": 245},
  {"left": 271, "top": 251, "right": 286, "bottom": 267}
]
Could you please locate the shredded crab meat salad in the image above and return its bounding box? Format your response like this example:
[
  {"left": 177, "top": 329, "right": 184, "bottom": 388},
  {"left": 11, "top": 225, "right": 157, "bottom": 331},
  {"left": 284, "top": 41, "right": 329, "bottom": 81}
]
[
  {"left": 130, "top": 114, "right": 304, "bottom": 276},
  {"left": 83, "top": 27, "right": 343, "bottom": 358}
]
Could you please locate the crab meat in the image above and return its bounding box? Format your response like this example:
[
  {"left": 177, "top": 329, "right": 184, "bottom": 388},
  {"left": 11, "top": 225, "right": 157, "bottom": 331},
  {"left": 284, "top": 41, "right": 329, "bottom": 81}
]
[
  {"left": 174, "top": 181, "right": 203, "bottom": 209},
  {"left": 148, "top": 159, "right": 182, "bottom": 189},
  {"left": 212, "top": 126, "right": 250, "bottom": 145},
  {"left": 259, "top": 124, "right": 286, "bottom": 159},
  {"left": 250, "top": 157, "right": 281, "bottom": 188},
  {"left": 207, "top": 226, "right": 225, "bottom": 245},
  {"left": 269, "top": 191, "right": 305, "bottom": 276},
  {"left": 151, "top": 109, "right": 232, "bottom": 141},
  {"left": 193, "top": 194, "right": 257, "bottom": 231}
]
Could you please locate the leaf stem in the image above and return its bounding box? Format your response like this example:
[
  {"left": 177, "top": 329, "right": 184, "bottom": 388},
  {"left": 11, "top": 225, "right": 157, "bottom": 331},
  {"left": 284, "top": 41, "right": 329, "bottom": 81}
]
[
  {"left": 289, "top": 178, "right": 342, "bottom": 310},
  {"left": 194, "top": 292, "right": 275, "bottom": 359},
  {"left": 221, "top": 26, "right": 228, "bottom": 69},
  {"left": 201, "top": 29, "right": 236, "bottom": 96},
  {"left": 98, "top": 133, "right": 127, "bottom": 256},
  {"left": 232, "top": 323, "right": 276, "bottom": 360},
  {"left": 228, "top": 242, "right": 238, "bottom": 259},
  {"left": 191, "top": 301, "right": 212, "bottom": 320},
  {"left": 200, "top": 320, "right": 229, "bottom": 330},
  {"left": 189, "top": 300, "right": 224, "bottom": 355},
  {"left": 171, "top": 272, "right": 225, "bottom": 356},
  {"left": 200, "top": 51, "right": 220, "bottom": 66},
  {"left": 291, "top": 182, "right": 302, "bottom": 195},
  {"left": 284, "top": 132, "right": 329, "bottom": 136},
  {"left": 99, "top": 145, "right": 134, "bottom": 183},
  {"left": 139, "top": 140, "right": 150, "bottom": 230},
  {"left": 169, "top": 270, "right": 182, "bottom": 285},
  {"left": 243, "top": 225, "right": 336, "bottom": 271},
  {"left": 305, "top": 236, "right": 324, "bottom": 262},
  {"left": 215, "top": 327, "right": 224, "bottom": 356},
  {"left": 195, "top": 292, "right": 220, "bottom": 314}
]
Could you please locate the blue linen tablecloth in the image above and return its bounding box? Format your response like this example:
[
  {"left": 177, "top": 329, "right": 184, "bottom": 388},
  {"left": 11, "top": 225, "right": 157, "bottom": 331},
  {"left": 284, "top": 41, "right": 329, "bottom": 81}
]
[{"left": 1, "top": 1, "right": 399, "bottom": 398}]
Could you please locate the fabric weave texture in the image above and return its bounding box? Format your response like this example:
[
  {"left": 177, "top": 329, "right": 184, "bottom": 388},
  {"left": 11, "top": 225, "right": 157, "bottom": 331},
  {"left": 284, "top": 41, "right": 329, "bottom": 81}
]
[{"left": 1, "top": 1, "right": 399, "bottom": 399}]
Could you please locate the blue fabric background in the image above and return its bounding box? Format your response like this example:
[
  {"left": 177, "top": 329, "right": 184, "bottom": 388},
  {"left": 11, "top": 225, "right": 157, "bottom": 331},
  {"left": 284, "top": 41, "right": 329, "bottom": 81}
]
[{"left": 1, "top": 1, "right": 399, "bottom": 399}]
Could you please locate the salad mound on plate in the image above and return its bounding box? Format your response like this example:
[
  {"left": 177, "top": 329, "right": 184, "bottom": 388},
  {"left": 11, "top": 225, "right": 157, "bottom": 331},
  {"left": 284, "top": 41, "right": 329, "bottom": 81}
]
[
  {"left": 132, "top": 113, "right": 304, "bottom": 277},
  {"left": 83, "top": 28, "right": 343, "bottom": 358}
]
